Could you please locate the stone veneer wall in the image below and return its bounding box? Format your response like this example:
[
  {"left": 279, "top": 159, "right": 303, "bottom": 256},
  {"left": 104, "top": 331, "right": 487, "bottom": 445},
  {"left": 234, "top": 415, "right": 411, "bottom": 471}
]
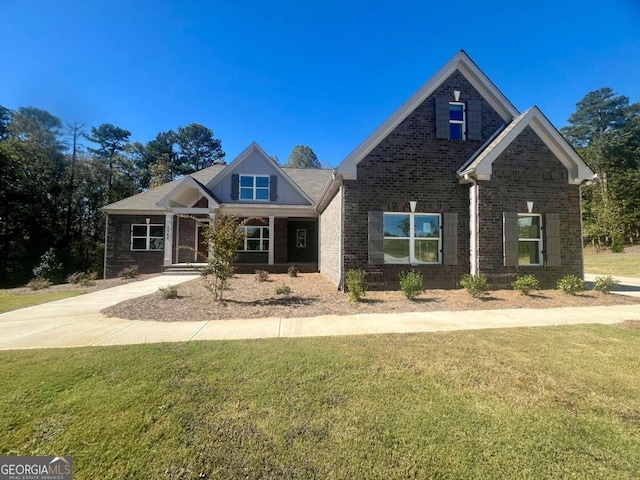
[
  {"left": 105, "top": 214, "right": 165, "bottom": 278},
  {"left": 476, "top": 126, "right": 584, "bottom": 288},
  {"left": 342, "top": 71, "right": 505, "bottom": 289}
]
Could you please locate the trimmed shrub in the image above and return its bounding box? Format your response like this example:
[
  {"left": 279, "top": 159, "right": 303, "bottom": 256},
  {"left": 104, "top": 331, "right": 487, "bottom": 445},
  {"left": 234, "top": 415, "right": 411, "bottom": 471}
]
[
  {"left": 67, "top": 271, "right": 97, "bottom": 287},
  {"left": 255, "top": 270, "right": 269, "bottom": 282},
  {"left": 512, "top": 274, "right": 540, "bottom": 296},
  {"left": 27, "top": 278, "right": 52, "bottom": 290},
  {"left": 159, "top": 285, "right": 179, "bottom": 299},
  {"left": 288, "top": 266, "right": 299, "bottom": 277},
  {"left": 120, "top": 266, "right": 139, "bottom": 279},
  {"left": 399, "top": 270, "right": 424, "bottom": 299},
  {"left": 460, "top": 274, "right": 489, "bottom": 298},
  {"left": 275, "top": 284, "right": 291, "bottom": 295},
  {"left": 594, "top": 275, "right": 618, "bottom": 294},
  {"left": 557, "top": 275, "right": 586, "bottom": 295},
  {"left": 344, "top": 269, "right": 367, "bottom": 304}
]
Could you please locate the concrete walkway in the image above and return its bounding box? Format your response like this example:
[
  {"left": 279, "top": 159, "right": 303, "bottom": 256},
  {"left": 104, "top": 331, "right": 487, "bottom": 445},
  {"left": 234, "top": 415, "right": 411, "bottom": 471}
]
[{"left": 1, "top": 274, "right": 639, "bottom": 350}]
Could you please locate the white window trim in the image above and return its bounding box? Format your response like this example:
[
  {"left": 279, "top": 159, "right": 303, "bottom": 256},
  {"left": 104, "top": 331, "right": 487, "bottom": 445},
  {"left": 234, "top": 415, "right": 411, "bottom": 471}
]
[
  {"left": 296, "top": 229, "right": 307, "bottom": 248},
  {"left": 518, "top": 213, "right": 543, "bottom": 266},
  {"left": 449, "top": 102, "right": 466, "bottom": 140},
  {"left": 131, "top": 224, "right": 164, "bottom": 251},
  {"left": 239, "top": 174, "right": 270, "bottom": 201},
  {"left": 238, "top": 226, "right": 270, "bottom": 252},
  {"left": 383, "top": 212, "right": 442, "bottom": 265}
]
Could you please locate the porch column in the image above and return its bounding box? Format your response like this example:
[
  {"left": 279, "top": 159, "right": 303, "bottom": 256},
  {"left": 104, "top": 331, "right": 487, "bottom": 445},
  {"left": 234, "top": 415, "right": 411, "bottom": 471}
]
[
  {"left": 164, "top": 213, "right": 173, "bottom": 266},
  {"left": 268, "top": 216, "right": 275, "bottom": 265},
  {"left": 208, "top": 212, "right": 216, "bottom": 260}
]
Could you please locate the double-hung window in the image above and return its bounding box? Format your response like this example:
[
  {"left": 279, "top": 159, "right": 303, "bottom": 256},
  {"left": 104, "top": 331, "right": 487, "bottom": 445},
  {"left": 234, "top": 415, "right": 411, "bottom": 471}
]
[
  {"left": 131, "top": 224, "right": 164, "bottom": 251},
  {"left": 238, "top": 226, "right": 269, "bottom": 251},
  {"left": 517, "top": 214, "right": 542, "bottom": 265},
  {"left": 240, "top": 175, "right": 270, "bottom": 201},
  {"left": 383, "top": 213, "right": 441, "bottom": 264},
  {"left": 449, "top": 102, "right": 465, "bottom": 140}
]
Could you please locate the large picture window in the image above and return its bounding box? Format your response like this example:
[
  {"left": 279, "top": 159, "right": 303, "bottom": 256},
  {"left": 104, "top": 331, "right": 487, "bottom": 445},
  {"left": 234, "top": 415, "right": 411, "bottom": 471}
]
[
  {"left": 518, "top": 214, "right": 542, "bottom": 265},
  {"left": 131, "top": 224, "right": 164, "bottom": 251},
  {"left": 239, "top": 175, "right": 270, "bottom": 201},
  {"left": 239, "top": 226, "right": 270, "bottom": 252},
  {"left": 383, "top": 213, "right": 441, "bottom": 264}
]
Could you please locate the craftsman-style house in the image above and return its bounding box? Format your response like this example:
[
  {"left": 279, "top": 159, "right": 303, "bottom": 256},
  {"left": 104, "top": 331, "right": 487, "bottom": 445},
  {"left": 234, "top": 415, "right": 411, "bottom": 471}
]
[{"left": 103, "top": 51, "right": 594, "bottom": 289}]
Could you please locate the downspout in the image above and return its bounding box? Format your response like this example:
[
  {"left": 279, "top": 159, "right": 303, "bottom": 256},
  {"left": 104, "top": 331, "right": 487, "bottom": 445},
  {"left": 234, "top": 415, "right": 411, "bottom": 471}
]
[
  {"left": 103, "top": 213, "right": 109, "bottom": 279},
  {"left": 464, "top": 174, "right": 479, "bottom": 276},
  {"left": 338, "top": 179, "right": 345, "bottom": 291}
]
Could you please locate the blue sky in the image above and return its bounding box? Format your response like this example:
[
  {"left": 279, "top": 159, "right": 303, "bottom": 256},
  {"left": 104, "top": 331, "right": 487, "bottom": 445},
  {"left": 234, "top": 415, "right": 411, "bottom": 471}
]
[{"left": 1, "top": 0, "right": 639, "bottom": 167}]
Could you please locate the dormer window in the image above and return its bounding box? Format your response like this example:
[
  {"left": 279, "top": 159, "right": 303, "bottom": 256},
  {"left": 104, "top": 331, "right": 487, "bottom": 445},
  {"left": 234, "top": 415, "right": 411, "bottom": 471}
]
[{"left": 449, "top": 102, "right": 466, "bottom": 140}]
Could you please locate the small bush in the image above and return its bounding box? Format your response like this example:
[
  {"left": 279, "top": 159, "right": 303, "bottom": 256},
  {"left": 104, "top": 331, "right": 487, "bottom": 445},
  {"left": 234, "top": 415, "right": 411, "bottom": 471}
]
[
  {"left": 512, "top": 274, "right": 540, "bottom": 296},
  {"left": 32, "top": 248, "right": 63, "bottom": 282},
  {"left": 27, "top": 278, "right": 52, "bottom": 290},
  {"left": 288, "top": 266, "right": 299, "bottom": 277},
  {"left": 399, "top": 270, "right": 424, "bottom": 299},
  {"left": 275, "top": 284, "right": 291, "bottom": 295},
  {"left": 460, "top": 274, "right": 489, "bottom": 298},
  {"left": 557, "top": 275, "right": 586, "bottom": 295},
  {"left": 255, "top": 270, "right": 270, "bottom": 282},
  {"left": 159, "top": 285, "right": 179, "bottom": 299},
  {"left": 120, "top": 266, "right": 139, "bottom": 279},
  {"left": 345, "top": 269, "right": 367, "bottom": 304},
  {"left": 594, "top": 275, "right": 618, "bottom": 294},
  {"left": 67, "top": 271, "right": 97, "bottom": 287}
]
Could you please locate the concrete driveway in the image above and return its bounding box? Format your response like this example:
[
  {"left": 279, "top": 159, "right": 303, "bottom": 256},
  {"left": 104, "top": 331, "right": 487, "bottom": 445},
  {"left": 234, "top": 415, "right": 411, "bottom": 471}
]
[{"left": 1, "top": 274, "right": 639, "bottom": 350}]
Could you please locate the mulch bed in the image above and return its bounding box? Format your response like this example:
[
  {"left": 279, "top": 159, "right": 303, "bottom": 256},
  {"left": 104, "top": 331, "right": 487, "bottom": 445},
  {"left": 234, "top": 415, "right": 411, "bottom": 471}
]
[
  {"left": 101, "top": 273, "right": 640, "bottom": 322},
  {"left": 4, "top": 274, "right": 159, "bottom": 295}
]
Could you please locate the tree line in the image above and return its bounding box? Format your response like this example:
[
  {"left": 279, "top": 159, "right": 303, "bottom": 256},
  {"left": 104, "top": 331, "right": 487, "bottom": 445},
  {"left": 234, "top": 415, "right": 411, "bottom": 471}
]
[
  {"left": 560, "top": 88, "right": 640, "bottom": 251},
  {"left": 0, "top": 106, "right": 225, "bottom": 286}
]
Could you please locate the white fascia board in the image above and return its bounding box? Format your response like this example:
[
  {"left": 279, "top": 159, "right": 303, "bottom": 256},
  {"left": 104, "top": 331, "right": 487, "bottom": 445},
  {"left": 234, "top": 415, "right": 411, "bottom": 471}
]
[
  {"left": 209, "top": 142, "right": 315, "bottom": 205},
  {"left": 156, "top": 176, "right": 220, "bottom": 208},
  {"left": 101, "top": 208, "right": 167, "bottom": 215},
  {"left": 460, "top": 107, "right": 595, "bottom": 183},
  {"left": 219, "top": 205, "right": 318, "bottom": 218},
  {"left": 336, "top": 50, "right": 519, "bottom": 178}
]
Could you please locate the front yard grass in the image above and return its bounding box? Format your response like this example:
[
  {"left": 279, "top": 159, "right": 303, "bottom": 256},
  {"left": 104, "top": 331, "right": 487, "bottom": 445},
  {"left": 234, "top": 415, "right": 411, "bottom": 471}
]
[
  {"left": 584, "top": 245, "right": 640, "bottom": 278},
  {"left": 2, "top": 324, "right": 640, "bottom": 478},
  {"left": 0, "top": 290, "right": 84, "bottom": 314}
]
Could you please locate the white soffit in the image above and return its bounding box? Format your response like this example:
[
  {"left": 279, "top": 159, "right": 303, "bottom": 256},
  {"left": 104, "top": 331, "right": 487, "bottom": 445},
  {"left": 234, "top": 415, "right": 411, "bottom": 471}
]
[
  {"left": 156, "top": 176, "right": 219, "bottom": 208},
  {"left": 336, "top": 50, "right": 520, "bottom": 177}
]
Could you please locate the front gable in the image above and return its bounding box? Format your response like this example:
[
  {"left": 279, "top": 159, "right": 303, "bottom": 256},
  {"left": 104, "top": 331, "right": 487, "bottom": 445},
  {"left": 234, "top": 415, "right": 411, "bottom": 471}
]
[
  {"left": 210, "top": 142, "right": 313, "bottom": 205},
  {"left": 156, "top": 176, "right": 220, "bottom": 210},
  {"left": 336, "top": 50, "right": 519, "bottom": 179}
]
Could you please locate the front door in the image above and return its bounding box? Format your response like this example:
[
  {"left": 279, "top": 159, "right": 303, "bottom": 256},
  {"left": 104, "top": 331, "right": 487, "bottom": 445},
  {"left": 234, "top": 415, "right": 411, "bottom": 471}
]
[
  {"left": 287, "top": 220, "right": 317, "bottom": 263},
  {"left": 196, "top": 223, "right": 209, "bottom": 261}
]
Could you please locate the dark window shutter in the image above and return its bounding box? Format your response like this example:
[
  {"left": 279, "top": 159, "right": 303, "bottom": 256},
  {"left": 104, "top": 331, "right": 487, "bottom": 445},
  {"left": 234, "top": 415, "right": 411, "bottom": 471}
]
[
  {"left": 435, "top": 97, "right": 450, "bottom": 139},
  {"left": 467, "top": 99, "right": 482, "bottom": 141},
  {"left": 368, "top": 211, "right": 384, "bottom": 265},
  {"left": 269, "top": 175, "right": 278, "bottom": 201},
  {"left": 231, "top": 174, "right": 239, "bottom": 200},
  {"left": 545, "top": 213, "right": 561, "bottom": 267},
  {"left": 442, "top": 212, "right": 458, "bottom": 265},
  {"left": 503, "top": 212, "right": 518, "bottom": 267}
]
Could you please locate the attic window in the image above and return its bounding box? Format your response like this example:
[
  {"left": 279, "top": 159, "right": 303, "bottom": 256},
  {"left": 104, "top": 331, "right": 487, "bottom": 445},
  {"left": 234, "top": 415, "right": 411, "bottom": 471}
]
[
  {"left": 449, "top": 102, "right": 466, "bottom": 140},
  {"left": 240, "top": 175, "right": 270, "bottom": 201}
]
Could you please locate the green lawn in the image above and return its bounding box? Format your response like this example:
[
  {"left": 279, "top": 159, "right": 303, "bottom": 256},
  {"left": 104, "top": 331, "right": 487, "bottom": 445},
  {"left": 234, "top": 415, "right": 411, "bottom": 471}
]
[
  {"left": 584, "top": 250, "right": 640, "bottom": 277},
  {"left": 2, "top": 326, "right": 640, "bottom": 479},
  {"left": 0, "top": 290, "right": 84, "bottom": 313}
]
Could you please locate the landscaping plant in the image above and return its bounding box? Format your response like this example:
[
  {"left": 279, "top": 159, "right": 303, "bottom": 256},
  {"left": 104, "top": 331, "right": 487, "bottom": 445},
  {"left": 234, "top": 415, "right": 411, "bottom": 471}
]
[
  {"left": 512, "top": 274, "right": 540, "bottom": 296},
  {"left": 120, "top": 265, "right": 139, "bottom": 279},
  {"left": 26, "top": 278, "right": 52, "bottom": 291},
  {"left": 199, "top": 214, "right": 248, "bottom": 301},
  {"left": 255, "top": 270, "right": 270, "bottom": 282},
  {"left": 32, "top": 248, "right": 63, "bottom": 283},
  {"left": 344, "top": 269, "right": 367, "bottom": 304},
  {"left": 459, "top": 274, "right": 489, "bottom": 298},
  {"left": 159, "top": 285, "right": 179, "bottom": 299},
  {"left": 288, "top": 265, "right": 299, "bottom": 277},
  {"left": 275, "top": 284, "right": 292, "bottom": 295},
  {"left": 67, "top": 271, "right": 97, "bottom": 286},
  {"left": 594, "top": 275, "right": 619, "bottom": 294},
  {"left": 399, "top": 270, "right": 424, "bottom": 299},
  {"left": 557, "top": 275, "right": 586, "bottom": 295}
]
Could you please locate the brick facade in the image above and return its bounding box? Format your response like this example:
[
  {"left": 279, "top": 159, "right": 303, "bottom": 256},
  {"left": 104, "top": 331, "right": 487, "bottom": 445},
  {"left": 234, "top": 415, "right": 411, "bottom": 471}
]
[
  {"left": 476, "top": 126, "right": 584, "bottom": 288},
  {"left": 342, "top": 71, "right": 504, "bottom": 289},
  {"left": 105, "top": 214, "right": 166, "bottom": 277}
]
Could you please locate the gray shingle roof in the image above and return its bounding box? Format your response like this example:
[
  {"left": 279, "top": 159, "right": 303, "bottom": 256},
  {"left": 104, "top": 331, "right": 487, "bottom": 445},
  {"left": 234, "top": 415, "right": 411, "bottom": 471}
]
[{"left": 102, "top": 164, "right": 333, "bottom": 212}]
